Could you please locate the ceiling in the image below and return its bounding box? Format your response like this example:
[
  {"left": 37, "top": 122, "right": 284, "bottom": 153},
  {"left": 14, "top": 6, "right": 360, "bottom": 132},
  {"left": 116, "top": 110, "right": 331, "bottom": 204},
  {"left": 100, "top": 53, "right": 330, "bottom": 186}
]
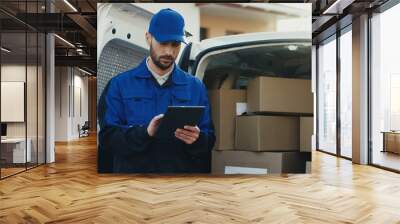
[{"left": 0, "top": 0, "right": 97, "bottom": 74}]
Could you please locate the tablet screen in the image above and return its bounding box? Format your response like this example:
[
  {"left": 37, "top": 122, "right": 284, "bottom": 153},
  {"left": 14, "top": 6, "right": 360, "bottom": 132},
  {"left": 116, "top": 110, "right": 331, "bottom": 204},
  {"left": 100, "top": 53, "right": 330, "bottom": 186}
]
[{"left": 155, "top": 106, "right": 205, "bottom": 139}]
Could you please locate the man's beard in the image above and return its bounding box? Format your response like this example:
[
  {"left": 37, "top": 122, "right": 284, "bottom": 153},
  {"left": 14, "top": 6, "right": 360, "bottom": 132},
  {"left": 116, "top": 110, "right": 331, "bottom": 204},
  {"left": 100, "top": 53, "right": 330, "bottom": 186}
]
[{"left": 150, "top": 45, "right": 174, "bottom": 71}]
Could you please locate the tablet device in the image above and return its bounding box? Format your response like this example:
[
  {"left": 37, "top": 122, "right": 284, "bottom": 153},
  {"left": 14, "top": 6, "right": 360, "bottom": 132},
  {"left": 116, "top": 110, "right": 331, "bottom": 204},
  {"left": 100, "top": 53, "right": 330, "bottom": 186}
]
[{"left": 155, "top": 106, "right": 205, "bottom": 139}]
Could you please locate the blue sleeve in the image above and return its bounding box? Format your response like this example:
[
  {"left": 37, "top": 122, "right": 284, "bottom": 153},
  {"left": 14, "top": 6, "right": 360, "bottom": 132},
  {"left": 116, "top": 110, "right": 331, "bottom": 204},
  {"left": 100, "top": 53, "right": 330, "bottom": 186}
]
[
  {"left": 184, "top": 81, "right": 216, "bottom": 156},
  {"left": 98, "top": 78, "right": 152, "bottom": 157}
]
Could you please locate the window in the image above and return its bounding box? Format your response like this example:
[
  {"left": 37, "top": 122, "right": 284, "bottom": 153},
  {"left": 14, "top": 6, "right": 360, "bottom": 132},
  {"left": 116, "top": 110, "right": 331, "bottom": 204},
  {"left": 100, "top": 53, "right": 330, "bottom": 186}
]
[
  {"left": 371, "top": 3, "right": 400, "bottom": 171},
  {"left": 390, "top": 74, "right": 400, "bottom": 130},
  {"left": 317, "top": 36, "right": 337, "bottom": 154},
  {"left": 339, "top": 28, "right": 352, "bottom": 158}
]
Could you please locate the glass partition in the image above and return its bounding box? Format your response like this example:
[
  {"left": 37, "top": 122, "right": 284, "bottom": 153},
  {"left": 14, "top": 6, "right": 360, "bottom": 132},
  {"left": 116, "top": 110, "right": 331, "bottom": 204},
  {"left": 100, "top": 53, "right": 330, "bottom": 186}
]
[
  {"left": 1, "top": 31, "right": 28, "bottom": 177},
  {"left": 0, "top": 0, "right": 46, "bottom": 179}
]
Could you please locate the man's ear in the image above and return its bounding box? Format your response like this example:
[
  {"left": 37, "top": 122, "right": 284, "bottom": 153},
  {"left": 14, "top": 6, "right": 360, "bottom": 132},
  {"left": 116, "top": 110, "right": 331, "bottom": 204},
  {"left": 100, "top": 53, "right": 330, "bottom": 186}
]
[{"left": 145, "top": 32, "right": 151, "bottom": 46}]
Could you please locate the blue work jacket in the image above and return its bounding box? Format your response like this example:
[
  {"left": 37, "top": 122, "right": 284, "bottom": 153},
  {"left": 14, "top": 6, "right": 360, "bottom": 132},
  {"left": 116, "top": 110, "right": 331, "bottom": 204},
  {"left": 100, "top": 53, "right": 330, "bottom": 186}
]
[{"left": 98, "top": 58, "right": 215, "bottom": 173}]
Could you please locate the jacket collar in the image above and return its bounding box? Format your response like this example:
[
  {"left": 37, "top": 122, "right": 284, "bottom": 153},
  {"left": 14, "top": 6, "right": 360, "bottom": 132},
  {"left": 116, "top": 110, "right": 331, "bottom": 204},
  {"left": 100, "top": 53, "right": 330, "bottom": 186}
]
[{"left": 135, "top": 58, "right": 189, "bottom": 85}]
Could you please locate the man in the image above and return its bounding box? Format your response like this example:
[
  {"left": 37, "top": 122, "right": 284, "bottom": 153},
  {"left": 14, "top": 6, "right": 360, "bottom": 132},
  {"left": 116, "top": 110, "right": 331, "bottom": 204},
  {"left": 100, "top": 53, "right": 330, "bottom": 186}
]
[{"left": 98, "top": 8, "right": 215, "bottom": 173}]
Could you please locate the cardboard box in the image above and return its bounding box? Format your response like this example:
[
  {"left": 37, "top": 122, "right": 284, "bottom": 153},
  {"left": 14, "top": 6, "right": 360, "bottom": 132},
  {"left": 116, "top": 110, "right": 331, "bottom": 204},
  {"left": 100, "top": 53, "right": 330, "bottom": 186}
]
[
  {"left": 235, "top": 115, "right": 299, "bottom": 152},
  {"left": 211, "top": 150, "right": 310, "bottom": 174},
  {"left": 247, "top": 76, "right": 313, "bottom": 114},
  {"left": 300, "top": 117, "right": 313, "bottom": 152},
  {"left": 208, "top": 89, "right": 246, "bottom": 150}
]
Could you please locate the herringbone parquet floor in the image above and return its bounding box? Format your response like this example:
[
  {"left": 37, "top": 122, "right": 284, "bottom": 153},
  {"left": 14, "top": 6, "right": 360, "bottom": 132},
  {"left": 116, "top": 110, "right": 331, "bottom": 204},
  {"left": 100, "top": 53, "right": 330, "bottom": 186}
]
[{"left": 1, "top": 135, "right": 400, "bottom": 224}]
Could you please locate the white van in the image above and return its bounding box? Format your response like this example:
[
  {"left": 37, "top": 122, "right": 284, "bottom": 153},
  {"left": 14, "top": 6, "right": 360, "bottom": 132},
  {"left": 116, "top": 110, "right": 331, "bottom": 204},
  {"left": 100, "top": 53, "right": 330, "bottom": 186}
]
[{"left": 177, "top": 31, "right": 311, "bottom": 87}]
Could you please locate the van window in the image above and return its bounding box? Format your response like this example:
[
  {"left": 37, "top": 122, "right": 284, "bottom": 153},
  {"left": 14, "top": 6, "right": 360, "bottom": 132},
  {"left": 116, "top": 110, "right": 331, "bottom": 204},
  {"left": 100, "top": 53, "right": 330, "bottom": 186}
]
[{"left": 202, "top": 42, "right": 311, "bottom": 90}]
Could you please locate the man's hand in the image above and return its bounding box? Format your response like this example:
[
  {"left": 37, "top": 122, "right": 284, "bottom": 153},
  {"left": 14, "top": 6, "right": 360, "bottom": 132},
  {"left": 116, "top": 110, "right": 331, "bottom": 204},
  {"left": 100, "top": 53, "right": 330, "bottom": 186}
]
[
  {"left": 147, "top": 114, "right": 164, "bottom": 137},
  {"left": 175, "top": 125, "right": 200, "bottom": 144}
]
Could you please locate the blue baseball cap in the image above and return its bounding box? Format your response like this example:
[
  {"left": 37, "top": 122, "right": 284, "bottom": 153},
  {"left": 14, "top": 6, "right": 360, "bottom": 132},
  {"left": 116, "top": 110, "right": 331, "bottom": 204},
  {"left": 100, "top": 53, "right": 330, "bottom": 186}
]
[{"left": 148, "top": 8, "right": 186, "bottom": 44}]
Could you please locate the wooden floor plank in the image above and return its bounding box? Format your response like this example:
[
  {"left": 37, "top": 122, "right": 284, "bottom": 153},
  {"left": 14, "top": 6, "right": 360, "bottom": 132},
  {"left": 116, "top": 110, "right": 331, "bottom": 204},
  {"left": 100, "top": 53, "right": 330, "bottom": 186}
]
[{"left": 0, "top": 135, "right": 400, "bottom": 223}]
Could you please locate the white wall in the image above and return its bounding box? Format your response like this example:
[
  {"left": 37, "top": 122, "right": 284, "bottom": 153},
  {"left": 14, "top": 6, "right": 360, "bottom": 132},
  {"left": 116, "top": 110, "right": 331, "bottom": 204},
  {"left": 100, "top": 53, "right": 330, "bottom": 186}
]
[
  {"left": 71, "top": 72, "right": 89, "bottom": 138},
  {"left": 277, "top": 18, "right": 311, "bottom": 33},
  {"left": 54, "top": 67, "right": 89, "bottom": 141},
  {"left": 276, "top": 4, "right": 311, "bottom": 33},
  {"left": 55, "top": 67, "right": 68, "bottom": 141}
]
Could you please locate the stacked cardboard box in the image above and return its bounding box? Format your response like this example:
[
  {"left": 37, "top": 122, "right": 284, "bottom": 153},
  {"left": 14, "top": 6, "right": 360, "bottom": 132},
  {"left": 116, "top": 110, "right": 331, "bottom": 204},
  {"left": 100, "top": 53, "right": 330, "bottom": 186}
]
[
  {"left": 212, "top": 150, "right": 310, "bottom": 174},
  {"left": 235, "top": 115, "right": 299, "bottom": 152},
  {"left": 247, "top": 76, "right": 313, "bottom": 114},
  {"left": 208, "top": 89, "right": 246, "bottom": 150},
  {"left": 300, "top": 116, "right": 313, "bottom": 152},
  {"left": 210, "top": 76, "right": 313, "bottom": 174}
]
